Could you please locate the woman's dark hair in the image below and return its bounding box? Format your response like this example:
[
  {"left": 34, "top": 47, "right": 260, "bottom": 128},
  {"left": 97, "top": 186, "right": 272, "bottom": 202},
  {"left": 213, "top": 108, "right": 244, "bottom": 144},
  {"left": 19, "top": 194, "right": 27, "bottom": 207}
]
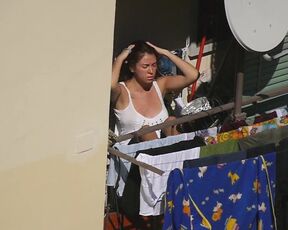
[{"left": 120, "top": 40, "right": 159, "bottom": 80}]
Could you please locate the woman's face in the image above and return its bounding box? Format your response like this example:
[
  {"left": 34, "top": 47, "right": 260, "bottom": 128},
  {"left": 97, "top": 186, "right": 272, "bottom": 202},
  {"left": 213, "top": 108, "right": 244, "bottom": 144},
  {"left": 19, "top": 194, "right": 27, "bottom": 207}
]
[{"left": 130, "top": 53, "right": 157, "bottom": 84}]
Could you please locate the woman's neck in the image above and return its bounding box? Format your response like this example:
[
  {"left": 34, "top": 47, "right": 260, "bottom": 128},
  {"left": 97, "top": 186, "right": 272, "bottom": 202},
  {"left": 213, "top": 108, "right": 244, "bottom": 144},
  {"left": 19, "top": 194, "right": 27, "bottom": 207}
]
[{"left": 128, "top": 78, "right": 153, "bottom": 92}]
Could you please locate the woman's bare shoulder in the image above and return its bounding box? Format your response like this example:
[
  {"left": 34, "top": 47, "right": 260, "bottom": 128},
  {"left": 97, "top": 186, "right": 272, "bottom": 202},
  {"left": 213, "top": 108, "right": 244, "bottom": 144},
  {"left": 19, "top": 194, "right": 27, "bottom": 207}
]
[{"left": 114, "top": 82, "right": 130, "bottom": 109}]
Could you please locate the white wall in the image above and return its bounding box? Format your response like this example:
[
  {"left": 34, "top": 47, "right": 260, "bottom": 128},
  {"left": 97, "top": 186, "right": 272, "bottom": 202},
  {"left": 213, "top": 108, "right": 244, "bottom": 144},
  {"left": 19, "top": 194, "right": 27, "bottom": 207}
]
[{"left": 0, "top": 0, "right": 115, "bottom": 229}]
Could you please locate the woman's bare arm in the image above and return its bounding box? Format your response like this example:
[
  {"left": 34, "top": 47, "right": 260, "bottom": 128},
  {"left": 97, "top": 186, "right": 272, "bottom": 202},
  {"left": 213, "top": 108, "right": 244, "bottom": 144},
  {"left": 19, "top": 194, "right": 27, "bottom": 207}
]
[
  {"left": 111, "top": 45, "right": 134, "bottom": 103},
  {"left": 147, "top": 42, "right": 199, "bottom": 94}
]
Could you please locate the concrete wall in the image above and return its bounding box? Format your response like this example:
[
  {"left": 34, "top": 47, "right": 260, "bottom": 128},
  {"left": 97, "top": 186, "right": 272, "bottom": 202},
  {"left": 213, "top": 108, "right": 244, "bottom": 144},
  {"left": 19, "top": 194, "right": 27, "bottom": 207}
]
[{"left": 0, "top": 0, "right": 115, "bottom": 229}]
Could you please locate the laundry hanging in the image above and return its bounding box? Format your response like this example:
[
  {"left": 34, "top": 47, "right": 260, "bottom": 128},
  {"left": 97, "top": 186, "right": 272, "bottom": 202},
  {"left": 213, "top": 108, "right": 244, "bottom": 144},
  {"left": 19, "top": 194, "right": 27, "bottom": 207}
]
[
  {"left": 107, "top": 99, "right": 287, "bottom": 228},
  {"left": 163, "top": 153, "right": 277, "bottom": 230}
]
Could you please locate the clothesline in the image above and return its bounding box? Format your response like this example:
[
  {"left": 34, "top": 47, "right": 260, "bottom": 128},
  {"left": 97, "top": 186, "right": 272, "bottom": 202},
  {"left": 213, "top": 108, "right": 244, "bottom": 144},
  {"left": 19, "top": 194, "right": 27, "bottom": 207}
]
[
  {"left": 115, "top": 85, "right": 288, "bottom": 143},
  {"left": 108, "top": 147, "right": 164, "bottom": 175},
  {"left": 108, "top": 85, "right": 288, "bottom": 175}
]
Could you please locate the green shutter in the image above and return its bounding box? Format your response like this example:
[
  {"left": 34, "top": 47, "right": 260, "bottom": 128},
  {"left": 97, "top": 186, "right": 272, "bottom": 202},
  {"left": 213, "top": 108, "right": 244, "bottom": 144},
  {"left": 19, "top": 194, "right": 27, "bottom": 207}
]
[
  {"left": 242, "top": 33, "right": 288, "bottom": 114},
  {"left": 244, "top": 33, "right": 288, "bottom": 95}
]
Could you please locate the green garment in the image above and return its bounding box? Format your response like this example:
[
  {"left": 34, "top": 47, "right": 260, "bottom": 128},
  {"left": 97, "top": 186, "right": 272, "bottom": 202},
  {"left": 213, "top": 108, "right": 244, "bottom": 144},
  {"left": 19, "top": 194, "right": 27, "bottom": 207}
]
[
  {"left": 200, "top": 139, "right": 240, "bottom": 158},
  {"left": 238, "top": 126, "right": 288, "bottom": 150}
]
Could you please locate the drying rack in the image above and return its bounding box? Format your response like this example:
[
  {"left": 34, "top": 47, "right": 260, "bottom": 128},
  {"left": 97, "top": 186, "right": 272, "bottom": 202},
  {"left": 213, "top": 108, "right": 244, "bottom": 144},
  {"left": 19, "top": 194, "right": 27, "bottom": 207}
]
[{"left": 107, "top": 84, "right": 288, "bottom": 176}]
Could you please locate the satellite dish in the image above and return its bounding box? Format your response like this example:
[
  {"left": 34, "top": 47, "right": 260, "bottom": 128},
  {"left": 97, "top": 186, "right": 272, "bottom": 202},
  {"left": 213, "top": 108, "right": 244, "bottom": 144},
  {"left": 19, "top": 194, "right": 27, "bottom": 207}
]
[{"left": 224, "top": 0, "right": 288, "bottom": 52}]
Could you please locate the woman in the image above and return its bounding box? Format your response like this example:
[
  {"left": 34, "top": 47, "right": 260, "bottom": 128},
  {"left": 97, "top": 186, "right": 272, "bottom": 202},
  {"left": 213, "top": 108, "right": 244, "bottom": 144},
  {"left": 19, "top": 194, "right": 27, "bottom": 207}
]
[{"left": 111, "top": 41, "right": 199, "bottom": 144}]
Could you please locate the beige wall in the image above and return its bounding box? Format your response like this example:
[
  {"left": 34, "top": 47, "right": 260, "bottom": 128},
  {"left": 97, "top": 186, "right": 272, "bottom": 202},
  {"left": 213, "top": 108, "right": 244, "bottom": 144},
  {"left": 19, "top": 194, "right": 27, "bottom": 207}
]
[{"left": 0, "top": 0, "right": 115, "bottom": 229}]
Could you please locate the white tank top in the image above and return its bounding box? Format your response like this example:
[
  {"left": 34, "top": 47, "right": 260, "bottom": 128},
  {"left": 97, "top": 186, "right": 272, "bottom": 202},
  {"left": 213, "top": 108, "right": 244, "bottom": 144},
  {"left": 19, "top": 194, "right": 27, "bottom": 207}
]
[{"left": 114, "top": 81, "right": 169, "bottom": 144}]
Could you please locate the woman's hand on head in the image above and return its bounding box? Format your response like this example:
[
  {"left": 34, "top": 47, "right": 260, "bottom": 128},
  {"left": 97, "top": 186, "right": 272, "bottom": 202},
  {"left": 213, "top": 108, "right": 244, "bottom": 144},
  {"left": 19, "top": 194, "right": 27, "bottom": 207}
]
[
  {"left": 111, "top": 44, "right": 135, "bottom": 99},
  {"left": 117, "top": 44, "right": 135, "bottom": 61},
  {"left": 146, "top": 42, "right": 169, "bottom": 56}
]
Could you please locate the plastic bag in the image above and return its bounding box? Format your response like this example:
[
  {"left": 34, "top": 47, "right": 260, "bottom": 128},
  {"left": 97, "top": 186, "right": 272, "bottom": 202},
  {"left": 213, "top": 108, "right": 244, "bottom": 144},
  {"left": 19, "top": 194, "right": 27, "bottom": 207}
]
[{"left": 181, "top": 96, "right": 212, "bottom": 116}]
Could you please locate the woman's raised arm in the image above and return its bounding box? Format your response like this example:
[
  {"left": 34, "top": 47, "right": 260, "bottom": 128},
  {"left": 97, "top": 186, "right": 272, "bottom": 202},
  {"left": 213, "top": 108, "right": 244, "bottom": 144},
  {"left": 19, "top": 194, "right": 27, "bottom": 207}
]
[
  {"left": 147, "top": 42, "right": 199, "bottom": 93},
  {"left": 111, "top": 45, "right": 134, "bottom": 103}
]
